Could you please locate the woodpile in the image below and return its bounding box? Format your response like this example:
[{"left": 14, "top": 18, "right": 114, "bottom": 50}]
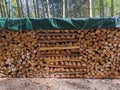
[{"left": 0, "top": 29, "right": 120, "bottom": 78}]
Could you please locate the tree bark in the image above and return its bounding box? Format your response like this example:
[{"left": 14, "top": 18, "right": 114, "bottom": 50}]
[
  {"left": 36, "top": 0, "right": 40, "bottom": 17},
  {"left": 41, "top": 0, "right": 45, "bottom": 17},
  {"left": 66, "top": 0, "right": 69, "bottom": 18},
  {"left": 8, "top": 0, "right": 11, "bottom": 17},
  {"left": 20, "top": 0, "right": 24, "bottom": 17},
  {"left": 46, "top": 0, "right": 51, "bottom": 18},
  {"left": 26, "top": 0, "right": 30, "bottom": 17},
  {"left": 2, "top": 0, "right": 6, "bottom": 17},
  {"left": 51, "top": 0, "right": 55, "bottom": 17},
  {"left": 2, "top": 0, "right": 8, "bottom": 17},
  {"left": 0, "top": 2, "right": 4, "bottom": 17},
  {"left": 80, "top": 0, "right": 82, "bottom": 17},
  {"left": 4, "top": 0, "right": 8, "bottom": 17},
  {"left": 100, "top": 0, "right": 104, "bottom": 17},
  {"left": 0, "top": 3, "right": 3, "bottom": 17},
  {"left": 87, "top": 0, "right": 92, "bottom": 17},
  {"left": 92, "top": 0, "right": 96, "bottom": 17},
  {"left": 16, "top": 0, "right": 21, "bottom": 18},
  {"left": 111, "top": 0, "right": 114, "bottom": 16},
  {"left": 62, "top": 0, "right": 65, "bottom": 18},
  {"left": 74, "top": 1, "right": 77, "bottom": 18},
  {"left": 33, "top": 0, "right": 37, "bottom": 18}
]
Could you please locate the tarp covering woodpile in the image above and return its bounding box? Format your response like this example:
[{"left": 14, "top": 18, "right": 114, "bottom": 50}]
[
  {"left": 0, "top": 17, "right": 120, "bottom": 30},
  {"left": 0, "top": 17, "right": 120, "bottom": 78}
]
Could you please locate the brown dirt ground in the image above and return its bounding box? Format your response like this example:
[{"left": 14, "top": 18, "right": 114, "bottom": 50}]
[{"left": 0, "top": 78, "right": 120, "bottom": 90}]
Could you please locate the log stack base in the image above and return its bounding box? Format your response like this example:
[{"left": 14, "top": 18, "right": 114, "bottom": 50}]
[{"left": 0, "top": 29, "right": 120, "bottom": 78}]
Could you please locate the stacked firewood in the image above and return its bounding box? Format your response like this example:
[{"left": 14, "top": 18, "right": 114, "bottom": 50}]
[{"left": 0, "top": 29, "right": 120, "bottom": 78}]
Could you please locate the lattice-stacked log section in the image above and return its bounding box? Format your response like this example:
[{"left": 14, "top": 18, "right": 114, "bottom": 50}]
[{"left": 0, "top": 29, "right": 120, "bottom": 78}]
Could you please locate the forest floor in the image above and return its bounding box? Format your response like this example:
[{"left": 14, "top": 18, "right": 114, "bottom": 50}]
[{"left": 0, "top": 78, "right": 120, "bottom": 90}]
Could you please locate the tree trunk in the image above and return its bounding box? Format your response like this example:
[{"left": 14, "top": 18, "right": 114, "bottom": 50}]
[
  {"left": 4, "top": 0, "right": 8, "bottom": 17},
  {"left": 20, "top": 0, "right": 24, "bottom": 17},
  {"left": 2, "top": 0, "right": 6, "bottom": 17},
  {"left": 111, "top": 0, "right": 114, "bottom": 16},
  {"left": 0, "top": 3, "right": 3, "bottom": 17},
  {"left": 26, "top": 0, "right": 30, "bottom": 17},
  {"left": 92, "top": 0, "right": 95, "bottom": 17},
  {"left": 1, "top": 1, "right": 4, "bottom": 17},
  {"left": 62, "top": 0, "right": 65, "bottom": 18},
  {"left": 8, "top": 0, "right": 11, "bottom": 17},
  {"left": 51, "top": 0, "right": 55, "bottom": 17},
  {"left": 87, "top": 0, "right": 92, "bottom": 17},
  {"left": 80, "top": 0, "right": 82, "bottom": 17},
  {"left": 36, "top": 0, "right": 40, "bottom": 17},
  {"left": 41, "top": 0, "right": 45, "bottom": 17},
  {"left": 66, "top": 0, "right": 69, "bottom": 18},
  {"left": 87, "top": 0, "right": 90, "bottom": 17},
  {"left": 16, "top": 0, "right": 21, "bottom": 18},
  {"left": 90, "top": 0, "right": 93, "bottom": 17},
  {"left": 100, "top": 0, "right": 104, "bottom": 17},
  {"left": 33, "top": 0, "right": 37, "bottom": 18},
  {"left": 46, "top": 0, "right": 51, "bottom": 18},
  {"left": 74, "top": 1, "right": 77, "bottom": 18}
]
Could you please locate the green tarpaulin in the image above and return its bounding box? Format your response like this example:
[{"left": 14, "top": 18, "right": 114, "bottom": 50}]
[{"left": 0, "top": 17, "right": 120, "bottom": 30}]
